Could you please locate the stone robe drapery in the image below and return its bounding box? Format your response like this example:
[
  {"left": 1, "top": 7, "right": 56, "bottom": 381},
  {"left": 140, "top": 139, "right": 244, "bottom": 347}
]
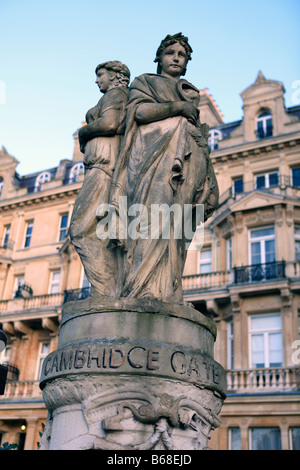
[
  {"left": 110, "top": 74, "right": 218, "bottom": 302},
  {"left": 69, "top": 86, "right": 129, "bottom": 296}
]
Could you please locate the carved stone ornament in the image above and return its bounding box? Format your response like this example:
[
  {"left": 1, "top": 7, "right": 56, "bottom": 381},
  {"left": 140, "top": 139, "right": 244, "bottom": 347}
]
[{"left": 40, "top": 374, "right": 223, "bottom": 450}]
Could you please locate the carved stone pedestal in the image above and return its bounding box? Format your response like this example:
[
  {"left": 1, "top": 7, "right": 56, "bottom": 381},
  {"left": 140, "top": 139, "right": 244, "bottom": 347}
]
[{"left": 39, "top": 297, "right": 226, "bottom": 450}]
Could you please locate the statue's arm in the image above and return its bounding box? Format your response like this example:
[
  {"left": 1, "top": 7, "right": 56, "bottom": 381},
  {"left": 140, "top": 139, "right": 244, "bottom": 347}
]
[
  {"left": 78, "top": 108, "right": 120, "bottom": 152},
  {"left": 135, "top": 101, "right": 199, "bottom": 125}
]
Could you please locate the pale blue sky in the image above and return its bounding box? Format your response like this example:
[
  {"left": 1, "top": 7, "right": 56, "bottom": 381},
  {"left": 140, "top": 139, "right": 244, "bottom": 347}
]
[{"left": 1, "top": 0, "right": 299, "bottom": 174}]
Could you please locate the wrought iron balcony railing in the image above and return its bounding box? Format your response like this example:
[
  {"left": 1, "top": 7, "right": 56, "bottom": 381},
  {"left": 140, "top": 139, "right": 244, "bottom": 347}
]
[
  {"left": 63, "top": 287, "right": 91, "bottom": 304},
  {"left": 233, "top": 261, "right": 286, "bottom": 284}
]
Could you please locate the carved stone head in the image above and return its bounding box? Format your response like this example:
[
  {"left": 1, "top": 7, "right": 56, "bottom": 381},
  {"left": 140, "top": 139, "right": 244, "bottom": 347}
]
[
  {"left": 154, "top": 33, "right": 193, "bottom": 76},
  {"left": 95, "top": 60, "right": 130, "bottom": 91}
]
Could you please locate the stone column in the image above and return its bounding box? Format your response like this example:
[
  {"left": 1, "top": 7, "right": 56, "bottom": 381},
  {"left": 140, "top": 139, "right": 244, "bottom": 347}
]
[
  {"left": 39, "top": 297, "right": 226, "bottom": 450},
  {"left": 24, "top": 418, "right": 38, "bottom": 451}
]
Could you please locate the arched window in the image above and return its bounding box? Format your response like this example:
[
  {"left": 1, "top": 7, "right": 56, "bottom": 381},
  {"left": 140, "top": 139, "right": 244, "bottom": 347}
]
[
  {"left": 0, "top": 177, "right": 3, "bottom": 198},
  {"left": 256, "top": 112, "right": 273, "bottom": 139},
  {"left": 208, "top": 129, "right": 222, "bottom": 150},
  {"left": 35, "top": 172, "right": 51, "bottom": 192},
  {"left": 69, "top": 162, "right": 84, "bottom": 183}
]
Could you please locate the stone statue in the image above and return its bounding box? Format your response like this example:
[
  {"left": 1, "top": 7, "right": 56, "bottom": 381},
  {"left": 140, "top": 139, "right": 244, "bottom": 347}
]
[
  {"left": 109, "top": 33, "right": 219, "bottom": 302},
  {"left": 40, "top": 36, "right": 225, "bottom": 451},
  {"left": 69, "top": 60, "right": 130, "bottom": 297}
]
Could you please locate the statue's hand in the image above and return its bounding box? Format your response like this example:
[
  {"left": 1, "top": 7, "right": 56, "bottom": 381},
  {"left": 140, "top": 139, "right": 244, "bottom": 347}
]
[{"left": 179, "top": 102, "right": 199, "bottom": 125}]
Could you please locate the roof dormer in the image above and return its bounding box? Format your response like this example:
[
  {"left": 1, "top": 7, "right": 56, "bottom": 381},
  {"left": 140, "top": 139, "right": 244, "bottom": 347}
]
[{"left": 240, "top": 71, "right": 291, "bottom": 141}]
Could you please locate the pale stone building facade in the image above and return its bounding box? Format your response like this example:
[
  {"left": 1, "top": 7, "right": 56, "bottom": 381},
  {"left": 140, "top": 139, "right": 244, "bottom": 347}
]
[{"left": 0, "top": 72, "right": 299, "bottom": 450}]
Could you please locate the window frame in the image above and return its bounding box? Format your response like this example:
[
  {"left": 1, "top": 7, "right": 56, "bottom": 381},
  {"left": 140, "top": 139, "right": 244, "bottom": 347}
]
[
  {"left": 23, "top": 220, "right": 34, "bottom": 248},
  {"left": 232, "top": 177, "right": 244, "bottom": 197},
  {"left": 249, "top": 427, "right": 281, "bottom": 450},
  {"left": 295, "top": 225, "right": 300, "bottom": 262},
  {"left": 198, "top": 246, "right": 212, "bottom": 274},
  {"left": 256, "top": 112, "right": 273, "bottom": 139},
  {"left": 208, "top": 129, "right": 222, "bottom": 151},
  {"left": 69, "top": 163, "right": 84, "bottom": 183},
  {"left": 48, "top": 270, "right": 61, "bottom": 294},
  {"left": 228, "top": 427, "right": 241, "bottom": 450},
  {"left": 248, "top": 313, "right": 283, "bottom": 369},
  {"left": 2, "top": 224, "right": 11, "bottom": 248},
  {"left": 289, "top": 427, "right": 300, "bottom": 450},
  {"left": 248, "top": 226, "right": 276, "bottom": 266},
  {"left": 291, "top": 167, "right": 300, "bottom": 187},
  {"left": 34, "top": 172, "right": 51, "bottom": 192},
  {"left": 58, "top": 213, "right": 69, "bottom": 242},
  {"left": 255, "top": 171, "right": 279, "bottom": 189},
  {"left": 227, "top": 320, "right": 234, "bottom": 370},
  {"left": 35, "top": 341, "right": 50, "bottom": 380}
]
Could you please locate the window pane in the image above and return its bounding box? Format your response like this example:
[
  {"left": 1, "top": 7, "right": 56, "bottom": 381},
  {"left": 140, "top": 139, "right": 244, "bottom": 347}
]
[
  {"left": 269, "top": 332, "right": 283, "bottom": 366},
  {"left": 292, "top": 168, "right": 300, "bottom": 187},
  {"left": 199, "top": 263, "right": 212, "bottom": 274},
  {"left": 251, "top": 242, "right": 261, "bottom": 265},
  {"left": 234, "top": 179, "right": 243, "bottom": 194},
  {"left": 251, "top": 428, "right": 281, "bottom": 450},
  {"left": 251, "top": 334, "right": 265, "bottom": 367},
  {"left": 251, "top": 314, "right": 281, "bottom": 331},
  {"left": 229, "top": 428, "right": 241, "bottom": 450},
  {"left": 199, "top": 248, "right": 212, "bottom": 273},
  {"left": 257, "top": 120, "right": 264, "bottom": 139},
  {"left": 296, "top": 240, "right": 300, "bottom": 261},
  {"left": 59, "top": 214, "right": 68, "bottom": 241},
  {"left": 269, "top": 172, "right": 279, "bottom": 186},
  {"left": 256, "top": 175, "right": 265, "bottom": 188},
  {"left": 200, "top": 249, "right": 212, "bottom": 261},
  {"left": 250, "top": 227, "right": 274, "bottom": 238},
  {"left": 265, "top": 239, "right": 276, "bottom": 263},
  {"left": 266, "top": 117, "right": 273, "bottom": 137},
  {"left": 291, "top": 428, "right": 300, "bottom": 450}
]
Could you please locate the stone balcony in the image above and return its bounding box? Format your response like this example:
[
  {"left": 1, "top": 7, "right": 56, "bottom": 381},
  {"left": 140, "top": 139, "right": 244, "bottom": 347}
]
[
  {"left": 1, "top": 365, "right": 299, "bottom": 402},
  {"left": 226, "top": 366, "right": 300, "bottom": 395}
]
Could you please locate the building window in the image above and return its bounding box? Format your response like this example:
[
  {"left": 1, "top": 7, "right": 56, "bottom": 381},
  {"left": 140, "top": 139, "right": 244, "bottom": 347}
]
[
  {"left": 291, "top": 167, "right": 300, "bottom": 187},
  {"left": 69, "top": 163, "right": 84, "bottom": 183},
  {"left": 2, "top": 224, "right": 10, "bottom": 248},
  {"left": 198, "top": 247, "right": 212, "bottom": 273},
  {"left": 290, "top": 428, "right": 300, "bottom": 450},
  {"left": 227, "top": 321, "right": 234, "bottom": 369},
  {"left": 24, "top": 220, "right": 33, "bottom": 248},
  {"left": 228, "top": 427, "right": 241, "bottom": 450},
  {"left": 34, "top": 172, "right": 51, "bottom": 192},
  {"left": 35, "top": 342, "right": 50, "bottom": 380},
  {"left": 14, "top": 275, "right": 24, "bottom": 297},
  {"left": 58, "top": 213, "right": 69, "bottom": 242},
  {"left": 226, "top": 237, "right": 232, "bottom": 270},
  {"left": 295, "top": 226, "right": 300, "bottom": 261},
  {"left": 249, "top": 314, "right": 283, "bottom": 368},
  {"left": 0, "top": 178, "right": 3, "bottom": 198},
  {"left": 255, "top": 171, "right": 279, "bottom": 189},
  {"left": 249, "top": 227, "right": 276, "bottom": 266},
  {"left": 208, "top": 129, "right": 222, "bottom": 150},
  {"left": 48, "top": 270, "right": 61, "bottom": 294},
  {"left": 250, "top": 427, "right": 281, "bottom": 450},
  {"left": 232, "top": 178, "right": 243, "bottom": 197},
  {"left": 256, "top": 112, "right": 273, "bottom": 139}
]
